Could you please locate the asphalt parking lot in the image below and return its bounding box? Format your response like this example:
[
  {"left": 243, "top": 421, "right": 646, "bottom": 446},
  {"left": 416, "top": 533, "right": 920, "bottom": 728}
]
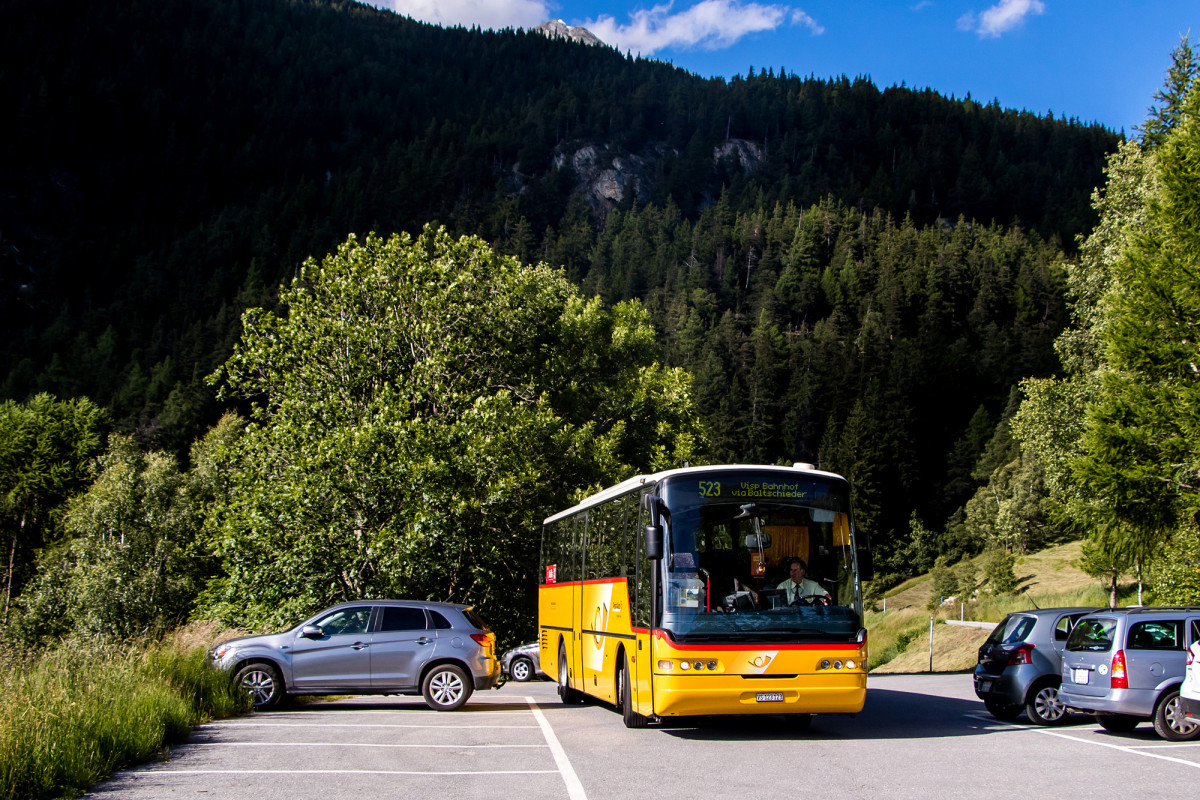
[{"left": 88, "top": 674, "right": 1200, "bottom": 800}]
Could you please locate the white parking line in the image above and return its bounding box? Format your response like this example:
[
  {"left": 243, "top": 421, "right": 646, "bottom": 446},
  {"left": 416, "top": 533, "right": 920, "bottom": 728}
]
[
  {"left": 254, "top": 709, "right": 535, "bottom": 715},
  {"left": 218, "top": 722, "right": 539, "bottom": 729},
  {"left": 527, "top": 696, "right": 588, "bottom": 800},
  {"left": 965, "top": 713, "right": 1200, "bottom": 769},
  {"left": 186, "top": 742, "right": 548, "bottom": 749},
  {"left": 1033, "top": 729, "right": 1200, "bottom": 768},
  {"left": 135, "top": 769, "right": 561, "bottom": 776},
  {"left": 1118, "top": 743, "right": 1200, "bottom": 753}
]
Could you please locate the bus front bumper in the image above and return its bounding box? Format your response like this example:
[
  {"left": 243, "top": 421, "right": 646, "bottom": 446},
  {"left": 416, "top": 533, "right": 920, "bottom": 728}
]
[{"left": 651, "top": 672, "right": 867, "bottom": 717}]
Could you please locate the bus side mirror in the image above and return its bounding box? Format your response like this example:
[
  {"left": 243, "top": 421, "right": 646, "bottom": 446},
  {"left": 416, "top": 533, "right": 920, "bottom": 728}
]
[
  {"left": 857, "top": 549, "right": 874, "bottom": 581},
  {"left": 646, "top": 525, "right": 664, "bottom": 561}
]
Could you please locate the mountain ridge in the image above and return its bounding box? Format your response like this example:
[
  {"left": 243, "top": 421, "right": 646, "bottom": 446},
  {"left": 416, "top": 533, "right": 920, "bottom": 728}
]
[{"left": 535, "top": 18, "right": 605, "bottom": 47}]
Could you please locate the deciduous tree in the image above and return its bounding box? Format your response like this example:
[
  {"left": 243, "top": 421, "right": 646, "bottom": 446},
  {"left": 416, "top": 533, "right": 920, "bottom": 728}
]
[
  {"left": 0, "top": 394, "right": 105, "bottom": 622},
  {"left": 202, "top": 227, "right": 702, "bottom": 633}
]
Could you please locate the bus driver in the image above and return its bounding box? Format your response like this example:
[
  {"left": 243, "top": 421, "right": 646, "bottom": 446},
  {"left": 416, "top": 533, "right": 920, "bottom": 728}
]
[{"left": 776, "top": 557, "right": 830, "bottom": 605}]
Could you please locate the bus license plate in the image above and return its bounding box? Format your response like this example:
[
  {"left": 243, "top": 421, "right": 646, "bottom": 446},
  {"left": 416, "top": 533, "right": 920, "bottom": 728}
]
[{"left": 756, "top": 692, "right": 784, "bottom": 703}]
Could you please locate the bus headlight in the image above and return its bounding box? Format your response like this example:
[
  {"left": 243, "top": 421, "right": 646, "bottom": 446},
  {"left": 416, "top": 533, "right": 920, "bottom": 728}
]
[{"left": 657, "top": 659, "right": 722, "bottom": 672}]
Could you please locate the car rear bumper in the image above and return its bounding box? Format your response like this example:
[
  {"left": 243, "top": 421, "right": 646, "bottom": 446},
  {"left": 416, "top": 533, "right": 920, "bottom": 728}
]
[
  {"left": 474, "top": 663, "right": 503, "bottom": 690},
  {"left": 973, "top": 669, "right": 1034, "bottom": 706},
  {"left": 1181, "top": 695, "right": 1200, "bottom": 719},
  {"left": 1059, "top": 687, "right": 1155, "bottom": 718}
]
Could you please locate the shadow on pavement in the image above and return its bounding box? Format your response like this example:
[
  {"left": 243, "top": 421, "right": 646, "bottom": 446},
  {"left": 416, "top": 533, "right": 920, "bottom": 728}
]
[{"left": 655, "top": 686, "right": 1094, "bottom": 741}]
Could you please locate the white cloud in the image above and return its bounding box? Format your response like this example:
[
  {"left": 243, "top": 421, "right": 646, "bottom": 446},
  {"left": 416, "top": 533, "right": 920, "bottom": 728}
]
[
  {"left": 959, "top": 0, "right": 1045, "bottom": 38},
  {"left": 585, "top": 1, "right": 822, "bottom": 56},
  {"left": 374, "top": 0, "right": 551, "bottom": 30}
]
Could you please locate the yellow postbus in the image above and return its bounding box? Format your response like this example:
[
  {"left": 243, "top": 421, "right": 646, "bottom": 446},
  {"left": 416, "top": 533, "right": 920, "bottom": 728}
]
[{"left": 538, "top": 463, "right": 871, "bottom": 728}]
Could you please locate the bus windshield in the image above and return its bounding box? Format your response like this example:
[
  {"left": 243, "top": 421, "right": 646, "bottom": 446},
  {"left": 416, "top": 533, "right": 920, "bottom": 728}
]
[{"left": 658, "top": 470, "right": 860, "bottom": 643}]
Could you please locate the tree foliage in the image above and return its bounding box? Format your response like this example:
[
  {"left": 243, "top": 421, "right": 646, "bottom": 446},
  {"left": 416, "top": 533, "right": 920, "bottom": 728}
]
[
  {"left": 1072, "top": 80, "right": 1200, "bottom": 557},
  {"left": 982, "top": 547, "right": 1018, "bottom": 595},
  {"left": 14, "top": 415, "right": 239, "bottom": 642},
  {"left": 0, "top": 393, "right": 105, "bottom": 622},
  {"left": 927, "top": 556, "right": 959, "bottom": 611},
  {"left": 1012, "top": 38, "right": 1200, "bottom": 603},
  {"left": 1139, "top": 35, "right": 1200, "bottom": 149},
  {"left": 201, "top": 227, "right": 701, "bottom": 633}
]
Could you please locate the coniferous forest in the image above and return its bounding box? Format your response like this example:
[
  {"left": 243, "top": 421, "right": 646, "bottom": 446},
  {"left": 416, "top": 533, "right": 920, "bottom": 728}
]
[{"left": 2, "top": 0, "right": 1144, "bottom": 629}]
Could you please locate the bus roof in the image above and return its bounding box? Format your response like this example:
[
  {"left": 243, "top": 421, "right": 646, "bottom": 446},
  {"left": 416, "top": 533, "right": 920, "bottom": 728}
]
[{"left": 542, "top": 463, "right": 847, "bottom": 526}]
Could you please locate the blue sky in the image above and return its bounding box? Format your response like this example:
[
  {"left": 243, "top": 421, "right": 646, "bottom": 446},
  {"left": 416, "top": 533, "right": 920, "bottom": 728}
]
[{"left": 373, "top": 1, "right": 1198, "bottom": 135}]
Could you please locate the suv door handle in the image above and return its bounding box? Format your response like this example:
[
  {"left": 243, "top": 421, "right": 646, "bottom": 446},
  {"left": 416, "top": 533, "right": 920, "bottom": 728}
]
[
  {"left": 416, "top": 637, "right": 433, "bottom": 645},
  {"left": 352, "top": 642, "right": 370, "bottom": 650}
]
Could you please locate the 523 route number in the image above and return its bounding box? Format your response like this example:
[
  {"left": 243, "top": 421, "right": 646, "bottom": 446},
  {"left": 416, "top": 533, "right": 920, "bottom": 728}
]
[{"left": 698, "top": 481, "right": 722, "bottom": 497}]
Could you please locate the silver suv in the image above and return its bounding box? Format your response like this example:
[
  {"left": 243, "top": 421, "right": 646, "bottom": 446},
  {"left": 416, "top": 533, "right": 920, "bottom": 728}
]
[
  {"left": 974, "top": 607, "right": 1098, "bottom": 725},
  {"left": 1059, "top": 607, "right": 1200, "bottom": 740},
  {"left": 210, "top": 601, "right": 502, "bottom": 711}
]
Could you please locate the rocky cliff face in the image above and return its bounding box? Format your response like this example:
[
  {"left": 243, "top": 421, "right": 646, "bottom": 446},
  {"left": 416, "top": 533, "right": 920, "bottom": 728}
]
[
  {"left": 543, "top": 138, "right": 762, "bottom": 213},
  {"left": 534, "top": 19, "right": 605, "bottom": 47}
]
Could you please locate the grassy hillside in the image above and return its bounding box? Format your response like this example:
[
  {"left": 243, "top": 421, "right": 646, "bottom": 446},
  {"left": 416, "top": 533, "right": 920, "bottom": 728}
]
[{"left": 866, "top": 540, "right": 1132, "bottom": 673}]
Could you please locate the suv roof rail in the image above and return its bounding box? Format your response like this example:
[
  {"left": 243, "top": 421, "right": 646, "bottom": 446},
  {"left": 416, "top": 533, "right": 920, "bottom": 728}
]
[{"left": 1098, "top": 606, "right": 1200, "bottom": 613}]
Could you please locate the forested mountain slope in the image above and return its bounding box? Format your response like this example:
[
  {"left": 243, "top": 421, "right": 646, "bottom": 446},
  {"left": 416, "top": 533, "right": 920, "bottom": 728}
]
[{"left": 1, "top": 0, "right": 1121, "bottom": 565}]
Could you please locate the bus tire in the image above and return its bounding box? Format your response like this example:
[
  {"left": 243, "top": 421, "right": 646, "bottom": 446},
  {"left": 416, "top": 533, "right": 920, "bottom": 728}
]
[
  {"left": 619, "top": 654, "right": 649, "bottom": 728},
  {"left": 558, "top": 643, "right": 584, "bottom": 705}
]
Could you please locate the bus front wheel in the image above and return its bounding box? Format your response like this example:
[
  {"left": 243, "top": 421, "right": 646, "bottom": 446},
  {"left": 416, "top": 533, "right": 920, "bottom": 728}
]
[
  {"left": 619, "top": 654, "right": 649, "bottom": 728},
  {"left": 557, "top": 643, "right": 584, "bottom": 705}
]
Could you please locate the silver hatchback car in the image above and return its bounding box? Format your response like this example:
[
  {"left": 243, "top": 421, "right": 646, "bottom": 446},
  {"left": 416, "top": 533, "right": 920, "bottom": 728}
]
[
  {"left": 210, "top": 600, "right": 502, "bottom": 711},
  {"left": 1059, "top": 607, "right": 1200, "bottom": 740},
  {"left": 974, "top": 607, "right": 1098, "bottom": 725}
]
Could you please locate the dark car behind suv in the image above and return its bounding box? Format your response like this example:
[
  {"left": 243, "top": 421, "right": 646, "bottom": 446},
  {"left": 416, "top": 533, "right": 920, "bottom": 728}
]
[{"left": 974, "top": 607, "right": 1098, "bottom": 725}]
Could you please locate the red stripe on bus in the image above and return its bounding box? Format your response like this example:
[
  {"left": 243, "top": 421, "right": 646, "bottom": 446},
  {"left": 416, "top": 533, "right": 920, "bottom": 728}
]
[
  {"left": 538, "top": 577, "right": 629, "bottom": 588},
  {"left": 652, "top": 629, "right": 861, "bottom": 650}
]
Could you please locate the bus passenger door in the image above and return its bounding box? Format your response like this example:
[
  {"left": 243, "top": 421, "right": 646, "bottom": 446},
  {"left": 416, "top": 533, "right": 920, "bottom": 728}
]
[{"left": 581, "top": 580, "right": 618, "bottom": 703}]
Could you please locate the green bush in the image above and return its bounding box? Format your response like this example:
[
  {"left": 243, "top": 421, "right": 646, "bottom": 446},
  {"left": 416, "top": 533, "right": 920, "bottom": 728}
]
[
  {"left": 983, "top": 547, "right": 1019, "bottom": 594},
  {"left": 868, "top": 627, "right": 921, "bottom": 670},
  {"left": 927, "top": 556, "right": 960, "bottom": 611},
  {"left": 0, "top": 631, "right": 249, "bottom": 800}
]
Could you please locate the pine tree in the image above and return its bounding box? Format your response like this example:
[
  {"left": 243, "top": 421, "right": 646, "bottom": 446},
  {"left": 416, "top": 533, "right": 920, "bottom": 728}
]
[{"left": 1139, "top": 35, "right": 1199, "bottom": 150}]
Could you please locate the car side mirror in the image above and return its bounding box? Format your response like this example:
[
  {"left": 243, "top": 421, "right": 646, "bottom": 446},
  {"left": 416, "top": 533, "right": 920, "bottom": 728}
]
[{"left": 301, "top": 625, "right": 324, "bottom": 639}]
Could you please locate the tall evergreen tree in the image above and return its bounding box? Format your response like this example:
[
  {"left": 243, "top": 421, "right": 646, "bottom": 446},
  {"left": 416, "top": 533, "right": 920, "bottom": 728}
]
[{"left": 1139, "top": 35, "right": 1199, "bottom": 150}]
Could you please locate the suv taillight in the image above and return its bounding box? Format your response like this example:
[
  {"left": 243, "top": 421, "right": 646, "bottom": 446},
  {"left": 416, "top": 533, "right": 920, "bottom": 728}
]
[
  {"left": 470, "top": 632, "right": 494, "bottom": 650},
  {"left": 1111, "top": 649, "right": 1128, "bottom": 689},
  {"left": 1188, "top": 648, "right": 1195, "bottom": 667},
  {"left": 1007, "top": 643, "right": 1035, "bottom": 666}
]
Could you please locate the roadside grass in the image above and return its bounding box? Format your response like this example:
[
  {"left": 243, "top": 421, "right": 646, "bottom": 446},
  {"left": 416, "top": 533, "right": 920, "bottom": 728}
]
[
  {"left": 866, "top": 540, "right": 1141, "bottom": 673},
  {"left": 0, "top": 621, "right": 250, "bottom": 800}
]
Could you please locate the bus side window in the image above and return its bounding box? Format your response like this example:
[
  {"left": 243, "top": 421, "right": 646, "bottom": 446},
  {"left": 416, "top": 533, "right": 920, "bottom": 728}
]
[
  {"left": 587, "top": 496, "right": 624, "bottom": 581},
  {"left": 541, "top": 519, "right": 559, "bottom": 583},
  {"left": 617, "top": 492, "right": 631, "bottom": 578},
  {"left": 547, "top": 515, "right": 580, "bottom": 584}
]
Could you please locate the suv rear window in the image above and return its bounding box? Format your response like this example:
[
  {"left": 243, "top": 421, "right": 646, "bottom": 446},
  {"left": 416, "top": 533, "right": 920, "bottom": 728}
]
[
  {"left": 987, "top": 614, "right": 1036, "bottom": 645},
  {"left": 1066, "top": 617, "right": 1117, "bottom": 652},
  {"left": 462, "top": 608, "right": 490, "bottom": 631}
]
